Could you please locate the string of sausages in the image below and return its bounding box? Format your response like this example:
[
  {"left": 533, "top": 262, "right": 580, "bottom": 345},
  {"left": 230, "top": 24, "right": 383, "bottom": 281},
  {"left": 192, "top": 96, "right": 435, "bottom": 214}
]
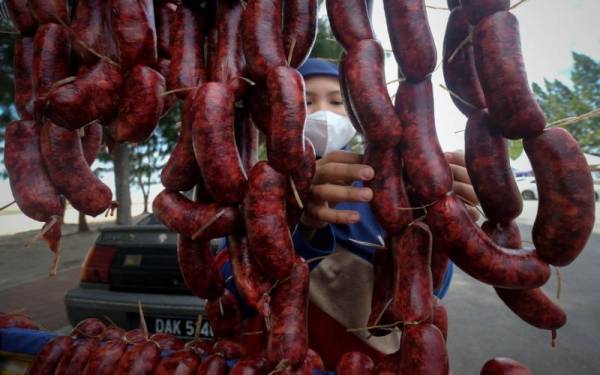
[{"left": 442, "top": 0, "right": 595, "bottom": 353}]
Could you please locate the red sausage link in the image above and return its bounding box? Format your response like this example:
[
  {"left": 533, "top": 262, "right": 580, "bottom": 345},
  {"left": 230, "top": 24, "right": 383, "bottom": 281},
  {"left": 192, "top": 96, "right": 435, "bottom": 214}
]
[
  {"left": 235, "top": 109, "right": 260, "bottom": 174},
  {"left": 205, "top": 2, "right": 219, "bottom": 77},
  {"left": 481, "top": 220, "right": 522, "bottom": 249},
  {"left": 157, "top": 58, "right": 176, "bottom": 117},
  {"left": 177, "top": 235, "right": 225, "bottom": 299},
  {"left": 368, "top": 247, "right": 395, "bottom": 337},
  {"left": 72, "top": 318, "right": 107, "bottom": 338},
  {"left": 245, "top": 84, "right": 271, "bottom": 134},
  {"left": 426, "top": 194, "right": 551, "bottom": 289},
  {"left": 326, "top": 0, "right": 373, "bottom": 51},
  {"left": 0, "top": 313, "right": 39, "bottom": 329},
  {"left": 154, "top": 350, "right": 199, "bottom": 375},
  {"left": 305, "top": 348, "right": 325, "bottom": 371},
  {"left": 185, "top": 338, "right": 215, "bottom": 356},
  {"left": 267, "top": 259, "right": 309, "bottom": 369},
  {"left": 374, "top": 351, "right": 401, "bottom": 375},
  {"left": 32, "top": 23, "right": 71, "bottom": 117},
  {"left": 480, "top": 357, "right": 533, "bottom": 375},
  {"left": 383, "top": 0, "right": 437, "bottom": 81},
  {"left": 197, "top": 354, "right": 227, "bottom": 375},
  {"left": 345, "top": 39, "right": 402, "bottom": 147},
  {"left": 430, "top": 298, "right": 448, "bottom": 341},
  {"left": 524, "top": 127, "right": 595, "bottom": 266},
  {"left": 114, "top": 341, "right": 161, "bottom": 375},
  {"left": 5, "top": 0, "right": 37, "bottom": 35},
  {"left": 155, "top": 1, "right": 177, "bottom": 58},
  {"left": 41, "top": 121, "right": 113, "bottom": 217},
  {"left": 124, "top": 328, "right": 147, "bottom": 344},
  {"left": 211, "top": 0, "right": 247, "bottom": 98},
  {"left": 286, "top": 139, "right": 316, "bottom": 226},
  {"left": 55, "top": 338, "right": 100, "bottom": 375},
  {"left": 483, "top": 220, "right": 567, "bottom": 331},
  {"left": 192, "top": 82, "right": 247, "bottom": 205},
  {"left": 168, "top": 2, "right": 206, "bottom": 99},
  {"left": 81, "top": 122, "right": 103, "bottom": 166},
  {"left": 100, "top": 326, "right": 126, "bottom": 341},
  {"left": 442, "top": 6, "right": 486, "bottom": 116},
  {"left": 150, "top": 333, "right": 185, "bottom": 350},
  {"left": 83, "top": 339, "right": 127, "bottom": 375},
  {"left": 4, "top": 121, "right": 63, "bottom": 223},
  {"left": 213, "top": 339, "right": 245, "bottom": 359},
  {"left": 161, "top": 90, "right": 202, "bottom": 191},
  {"left": 14, "top": 37, "right": 34, "bottom": 119},
  {"left": 205, "top": 289, "right": 242, "bottom": 340},
  {"left": 229, "top": 359, "right": 265, "bottom": 375},
  {"left": 495, "top": 287, "right": 566, "bottom": 331},
  {"left": 28, "top": 0, "right": 69, "bottom": 24},
  {"left": 473, "top": 12, "right": 546, "bottom": 139},
  {"left": 266, "top": 66, "right": 307, "bottom": 175},
  {"left": 363, "top": 146, "right": 413, "bottom": 233},
  {"left": 461, "top": 0, "right": 510, "bottom": 25},
  {"left": 283, "top": 0, "right": 317, "bottom": 68},
  {"left": 71, "top": 0, "right": 117, "bottom": 66},
  {"left": 227, "top": 233, "right": 271, "bottom": 312},
  {"left": 244, "top": 161, "right": 295, "bottom": 280},
  {"left": 390, "top": 224, "right": 434, "bottom": 324},
  {"left": 398, "top": 323, "right": 448, "bottom": 375},
  {"left": 338, "top": 55, "right": 363, "bottom": 135},
  {"left": 465, "top": 110, "right": 523, "bottom": 224},
  {"left": 152, "top": 190, "right": 242, "bottom": 240},
  {"left": 29, "top": 336, "right": 73, "bottom": 375},
  {"left": 336, "top": 352, "right": 375, "bottom": 375},
  {"left": 395, "top": 78, "right": 453, "bottom": 202},
  {"left": 108, "top": 64, "right": 165, "bottom": 143},
  {"left": 45, "top": 60, "right": 124, "bottom": 130},
  {"left": 241, "top": 0, "right": 286, "bottom": 80},
  {"left": 111, "top": 0, "right": 157, "bottom": 71}
]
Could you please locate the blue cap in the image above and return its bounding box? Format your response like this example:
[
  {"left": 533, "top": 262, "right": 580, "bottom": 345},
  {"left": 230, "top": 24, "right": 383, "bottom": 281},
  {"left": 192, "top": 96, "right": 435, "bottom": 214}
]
[{"left": 297, "top": 58, "right": 339, "bottom": 79}]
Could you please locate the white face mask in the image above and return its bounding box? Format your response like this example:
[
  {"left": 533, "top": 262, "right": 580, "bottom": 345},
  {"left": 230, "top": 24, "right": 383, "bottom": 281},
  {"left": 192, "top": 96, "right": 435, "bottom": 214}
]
[{"left": 304, "top": 110, "right": 357, "bottom": 157}]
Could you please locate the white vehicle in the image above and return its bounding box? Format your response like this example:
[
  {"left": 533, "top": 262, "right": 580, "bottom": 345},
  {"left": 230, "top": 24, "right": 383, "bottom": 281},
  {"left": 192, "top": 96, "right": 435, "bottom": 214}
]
[
  {"left": 517, "top": 177, "right": 599, "bottom": 202},
  {"left": 516, "top": 178, "right": 538, "bottom": 200}
]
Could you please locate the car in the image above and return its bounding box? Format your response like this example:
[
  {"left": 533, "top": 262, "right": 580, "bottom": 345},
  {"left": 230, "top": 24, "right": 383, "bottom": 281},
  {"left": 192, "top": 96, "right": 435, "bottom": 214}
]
[
  {"left": 516, "top": 178, "right": 538, "bottom": 200},
  {"left": 64, "top": 213, "right": 217, "bottom": 339}
]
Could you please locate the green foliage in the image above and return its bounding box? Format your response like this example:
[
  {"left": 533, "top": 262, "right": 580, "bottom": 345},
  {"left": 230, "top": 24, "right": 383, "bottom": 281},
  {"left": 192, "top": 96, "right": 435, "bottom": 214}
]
[
  {"left": 309, "top": 1, "right": 343, "bottom": 62},
  {"left": 532, "top": 52, "right": 600, "bottom": 155},
  {"left": 508, "top": 139, "right": 523, "bottom": 160},
  {"left": 0, "top": 19, "right": 17, "bottom": 179}
]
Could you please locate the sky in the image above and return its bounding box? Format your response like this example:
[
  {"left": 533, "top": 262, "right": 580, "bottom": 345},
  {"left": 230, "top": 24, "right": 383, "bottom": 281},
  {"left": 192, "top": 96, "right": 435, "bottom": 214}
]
[{"left": 1, "top": 0, "right": 600, "bottom": 220}]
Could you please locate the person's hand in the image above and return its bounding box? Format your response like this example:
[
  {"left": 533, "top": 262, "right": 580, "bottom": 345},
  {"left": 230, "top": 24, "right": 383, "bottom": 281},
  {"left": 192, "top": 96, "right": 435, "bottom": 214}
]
[
  {"left": 301, "top": 151, "right": 374, "bottom": 230},
  {"left": 299, "top": 150, "right": 481, "bottom": 233},
  {"left": 445, "top": 151, "right": 481, "bottom": 221}
]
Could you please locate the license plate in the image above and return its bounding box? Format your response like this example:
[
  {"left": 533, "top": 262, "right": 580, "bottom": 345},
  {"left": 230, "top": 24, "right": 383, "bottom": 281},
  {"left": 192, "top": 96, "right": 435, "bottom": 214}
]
[{"left": 147, "top": 316, "right": 214, "bottom": 339}]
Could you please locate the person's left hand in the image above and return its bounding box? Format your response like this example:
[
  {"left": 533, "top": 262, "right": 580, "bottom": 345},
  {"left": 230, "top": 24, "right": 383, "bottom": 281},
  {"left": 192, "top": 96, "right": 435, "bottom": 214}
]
[{"left": 445, "top": 151, "right": 481, "bottom": 221}]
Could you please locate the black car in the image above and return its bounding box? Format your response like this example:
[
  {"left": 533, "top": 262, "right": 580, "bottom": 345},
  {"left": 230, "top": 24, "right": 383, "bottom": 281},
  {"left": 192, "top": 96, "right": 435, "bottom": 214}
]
[{"left": 64, "top": 214, "right": 216, "bottom": 339}]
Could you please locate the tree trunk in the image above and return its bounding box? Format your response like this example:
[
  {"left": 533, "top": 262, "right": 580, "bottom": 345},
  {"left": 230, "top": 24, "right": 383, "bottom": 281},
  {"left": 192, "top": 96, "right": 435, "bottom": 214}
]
[
  {"left": 143, "top": 193, "right": 149, "bottom": 213},
  {"left": 78, "top": 211, "right": 89, "bottom": 232},
  {"left": 113, "top": 143, "right": 132, "bottom": 225}
]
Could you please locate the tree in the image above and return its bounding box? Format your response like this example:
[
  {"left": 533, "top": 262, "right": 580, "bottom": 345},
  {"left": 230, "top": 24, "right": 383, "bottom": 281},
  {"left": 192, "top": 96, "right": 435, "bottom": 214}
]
[
  {"left": 532, "top": 52, "right": 600, "bottom": 155},
  {"left": 129, "top": 108, "right": 180, "bottom": 213}
]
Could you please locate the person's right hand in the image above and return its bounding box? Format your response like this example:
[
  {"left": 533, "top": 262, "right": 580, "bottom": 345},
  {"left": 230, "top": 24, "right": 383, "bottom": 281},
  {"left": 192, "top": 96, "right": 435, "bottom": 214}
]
[{"left": 301, "top": 150, "right": 375, "bottom": 230}]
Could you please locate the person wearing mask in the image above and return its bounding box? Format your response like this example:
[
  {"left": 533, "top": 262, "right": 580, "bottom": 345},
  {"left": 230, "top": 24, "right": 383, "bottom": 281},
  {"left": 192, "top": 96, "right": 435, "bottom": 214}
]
[{"left": 217, "top": 58, "right": 480, "bottom": 368}]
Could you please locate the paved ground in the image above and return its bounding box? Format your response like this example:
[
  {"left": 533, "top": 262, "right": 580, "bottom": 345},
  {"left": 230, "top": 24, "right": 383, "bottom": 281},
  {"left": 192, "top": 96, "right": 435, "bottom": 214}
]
[
  {"left": 445, "top": 224, "right": 600, "bottom": 375},
  {"left": 0, "top": 205, "right": 599, "bottom": 373}
]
